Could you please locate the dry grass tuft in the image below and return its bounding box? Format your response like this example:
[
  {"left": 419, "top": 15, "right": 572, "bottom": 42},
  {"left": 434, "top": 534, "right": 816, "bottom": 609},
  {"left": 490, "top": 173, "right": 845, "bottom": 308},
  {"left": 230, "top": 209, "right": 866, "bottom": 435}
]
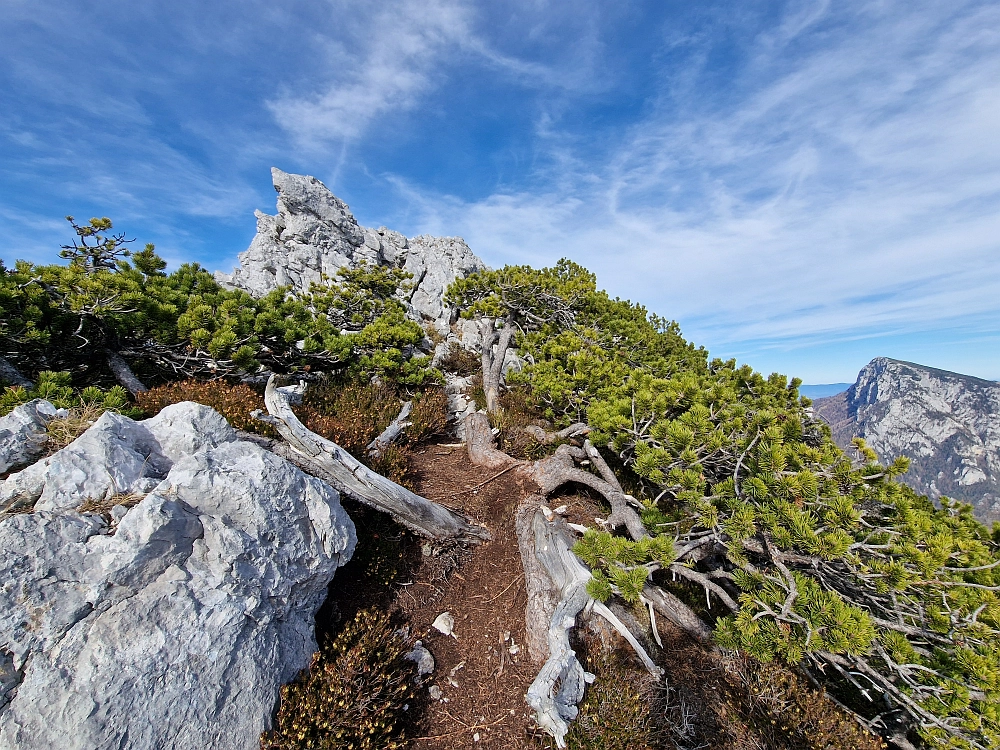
[
  {"left": 45, "top": 403, "right": 108, "bottom": 451},
  {"left": 77, "top": 492, "right": 144, "bottom": 517}
]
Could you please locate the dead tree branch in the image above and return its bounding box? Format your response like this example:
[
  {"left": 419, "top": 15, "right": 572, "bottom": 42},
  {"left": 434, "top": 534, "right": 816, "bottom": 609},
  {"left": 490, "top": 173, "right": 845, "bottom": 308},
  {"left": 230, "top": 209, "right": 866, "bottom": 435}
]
[
  {"left": 105, "top": 350, "right": 147, "bottom": 395},
  {"left": 255, "top": 375, "right": 488, "bottom": 542},
  {"left": 366, "top": 400, "right": 412, "bottom": 458}
]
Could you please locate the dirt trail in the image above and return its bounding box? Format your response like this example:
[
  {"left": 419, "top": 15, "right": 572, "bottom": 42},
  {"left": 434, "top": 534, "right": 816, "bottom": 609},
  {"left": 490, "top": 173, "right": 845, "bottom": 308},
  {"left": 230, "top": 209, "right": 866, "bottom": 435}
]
[
  {"left": 317, "top": 443, "right": 886, "bottom": 750},
  {"left": 319, "top": 443, "right": 548, "bottom": 749},
  {"left": 404, "top": 446, "right": 541, "bottom": 749}
]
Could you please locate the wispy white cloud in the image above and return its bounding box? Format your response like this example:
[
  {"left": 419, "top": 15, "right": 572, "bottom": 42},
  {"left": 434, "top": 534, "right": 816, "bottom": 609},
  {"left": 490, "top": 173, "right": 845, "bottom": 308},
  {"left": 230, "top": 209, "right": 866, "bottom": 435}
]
[
  {"left": 266, "top": 0, "right": 609, "bottom": 148},
  {"left": 267, "top": 0, "right": 476, "bottom": 145},
  {"left": 383, "top": 1, "right": 1000, "bottom": 367}
]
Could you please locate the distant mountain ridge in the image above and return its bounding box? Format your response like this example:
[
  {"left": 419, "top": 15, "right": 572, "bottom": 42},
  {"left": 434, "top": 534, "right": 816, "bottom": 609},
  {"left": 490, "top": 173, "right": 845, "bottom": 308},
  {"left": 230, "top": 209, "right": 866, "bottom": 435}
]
[{"left": 813, "top": 357, "right": 1000, "bottom": 522}]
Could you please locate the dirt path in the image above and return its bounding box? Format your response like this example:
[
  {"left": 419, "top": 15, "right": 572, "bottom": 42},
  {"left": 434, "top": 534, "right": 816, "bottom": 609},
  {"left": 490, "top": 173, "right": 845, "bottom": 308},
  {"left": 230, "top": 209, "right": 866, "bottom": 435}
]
[
  {"left": 404, "top": 446, "right": 541, "bottom": 749},
  {"left": 315, "top": 442, "right": 885, "bottom": 750},
  {"left": 318, "top": 443, "right": 548, "bottom": 749}
]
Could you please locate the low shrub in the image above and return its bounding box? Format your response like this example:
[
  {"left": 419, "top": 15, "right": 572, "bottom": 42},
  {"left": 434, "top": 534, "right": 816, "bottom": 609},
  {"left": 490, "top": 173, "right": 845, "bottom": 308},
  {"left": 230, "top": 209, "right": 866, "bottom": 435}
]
[
  {"left": 261, "top": 609, "right": 415, "bottom": 750},
  {"left": 407, "top": 387, "right": 449, "bottom": 443},
  {"left": 136, "top": 379, "right": 276, "bottom": 437},
  {"left": 300, "top": 380, "right": 402, "bottom": 456},
  {"left": 557, "top": 652, "right": 662, "bottom": 750},
  {"left": 494, "top": 385, "right": 557, "bottom": 460},
  {"left": 722, "top": 654, "right": 885, "bottom": 750},
  {"left": 138, "top": 376, "right": 447, "bottom": 487},
  {"left": 437, "top": 344, "right": 481, "bottom": 376}
]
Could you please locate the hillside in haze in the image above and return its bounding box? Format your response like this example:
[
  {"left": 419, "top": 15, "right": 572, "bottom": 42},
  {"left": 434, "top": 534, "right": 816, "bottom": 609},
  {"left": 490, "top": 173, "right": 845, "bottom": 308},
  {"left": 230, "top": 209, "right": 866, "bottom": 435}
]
[{"left": 814, "top": 357, "right": 1000, "bottom": 523}]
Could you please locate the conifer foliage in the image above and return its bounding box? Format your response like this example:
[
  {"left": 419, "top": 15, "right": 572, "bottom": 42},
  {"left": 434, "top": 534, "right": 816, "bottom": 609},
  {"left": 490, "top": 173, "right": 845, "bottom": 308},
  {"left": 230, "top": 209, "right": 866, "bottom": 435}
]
[
  {"left": 447, "top": 262, "right": 1000, "bottom": 750},
  {"left": 0, "top": 218, "right": 434, "bottom": 390}
]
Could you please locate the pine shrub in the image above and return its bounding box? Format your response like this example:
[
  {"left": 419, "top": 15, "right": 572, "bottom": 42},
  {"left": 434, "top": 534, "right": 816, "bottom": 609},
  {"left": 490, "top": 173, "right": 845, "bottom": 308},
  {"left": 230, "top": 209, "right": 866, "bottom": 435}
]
[{"left": 0, "top": 370, "right": 139, "bottom": 418}]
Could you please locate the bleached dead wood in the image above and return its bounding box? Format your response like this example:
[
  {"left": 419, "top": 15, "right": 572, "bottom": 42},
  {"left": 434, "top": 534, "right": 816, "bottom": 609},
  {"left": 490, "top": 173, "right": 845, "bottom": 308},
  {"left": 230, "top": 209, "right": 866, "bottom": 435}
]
[
  {"left": 519, "top": 502, "right": 594, "bottom": 748},
  {"left": 641, "top": 584, "right": 713, "bottom": 642},
  {"left": 105, "top": 351, "right": 148, "bottom": 395},
  {"left": 524, "top": 422, "right": 590, "bottom": 444},
  {"left": 590, "top": 600, "right": 662, "bottom": 677},
  {"left": 254, "top": 375, "right": 488, "bottom": 542},
  {"left": 464, "top": 412, "right": 514, "bottom": 471},
  {"left": 366, "top": 400, "right": 412, "bottom": 458}
]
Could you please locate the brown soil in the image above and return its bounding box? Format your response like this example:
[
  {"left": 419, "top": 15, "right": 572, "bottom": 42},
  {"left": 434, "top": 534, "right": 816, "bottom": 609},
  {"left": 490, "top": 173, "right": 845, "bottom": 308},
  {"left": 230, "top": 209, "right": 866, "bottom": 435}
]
[{"left": 320, "top": 443, "right": 547, "bottom": 749}]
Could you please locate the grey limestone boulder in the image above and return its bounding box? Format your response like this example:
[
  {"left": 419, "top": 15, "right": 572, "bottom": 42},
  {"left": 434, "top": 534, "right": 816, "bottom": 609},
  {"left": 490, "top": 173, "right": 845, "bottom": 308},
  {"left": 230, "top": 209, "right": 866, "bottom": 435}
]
[
  {"left": 0, "top": 403, "right": 356, "bottom": 750},
  {"left": 0, "top": 401, "right": 238, "bottom": 514},
  {"left": 0, "top": 399, "right": 63, "bottom": 475},
  {"left": 216, "top": 168, "right": 487, "bottom": 330}
]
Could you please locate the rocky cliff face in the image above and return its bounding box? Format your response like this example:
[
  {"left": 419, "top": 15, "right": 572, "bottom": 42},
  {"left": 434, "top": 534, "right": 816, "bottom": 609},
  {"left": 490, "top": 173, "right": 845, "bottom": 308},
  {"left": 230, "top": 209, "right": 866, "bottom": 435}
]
[
  {"left": 216, "top": 168, "right": 487, "bottom": 330},
  {"left": 814, "top": 357, "right": 1000, "bottom": 522}
]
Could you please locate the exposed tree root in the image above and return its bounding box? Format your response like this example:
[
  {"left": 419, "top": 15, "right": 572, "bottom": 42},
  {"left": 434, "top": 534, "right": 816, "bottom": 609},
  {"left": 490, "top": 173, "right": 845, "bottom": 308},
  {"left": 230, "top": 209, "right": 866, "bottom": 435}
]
[
  {"left": 516, "top": 497, "right": 593, "bottom": 747},
  {"left": 463, "top": 411, "right": 709, "bottom": 744}
]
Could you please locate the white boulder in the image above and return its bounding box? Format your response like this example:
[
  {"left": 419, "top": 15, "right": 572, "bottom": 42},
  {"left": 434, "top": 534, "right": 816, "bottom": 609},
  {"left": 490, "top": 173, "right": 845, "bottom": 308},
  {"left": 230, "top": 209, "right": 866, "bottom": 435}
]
[
  {"left": 0, "top": 402, "right": 237, "bottom": 514},
  {"left": 0, "top": 403, "right": 356, "bottom": 750},
  {"left": 0, "top": 399, "right": 62, "bottom": 475}
]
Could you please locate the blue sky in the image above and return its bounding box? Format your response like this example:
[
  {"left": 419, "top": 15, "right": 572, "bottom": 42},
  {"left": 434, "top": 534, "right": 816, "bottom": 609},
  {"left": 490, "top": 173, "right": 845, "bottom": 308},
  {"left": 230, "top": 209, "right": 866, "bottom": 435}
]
[{"left": 2, "top": 0, "right": 998, "bottom": 383}]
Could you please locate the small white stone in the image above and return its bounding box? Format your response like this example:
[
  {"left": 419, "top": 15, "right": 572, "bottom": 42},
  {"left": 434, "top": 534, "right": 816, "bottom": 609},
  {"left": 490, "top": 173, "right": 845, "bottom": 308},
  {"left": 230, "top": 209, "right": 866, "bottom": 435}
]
[{"left": 432, "top": 611, "right": 456, "bottom": 638}]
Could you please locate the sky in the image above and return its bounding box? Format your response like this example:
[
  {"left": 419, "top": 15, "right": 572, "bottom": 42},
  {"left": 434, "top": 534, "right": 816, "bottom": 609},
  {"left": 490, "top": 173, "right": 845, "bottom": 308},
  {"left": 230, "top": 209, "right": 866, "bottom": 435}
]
[{"left": 1, "top": 0, "right": 998, "bottom": 384}]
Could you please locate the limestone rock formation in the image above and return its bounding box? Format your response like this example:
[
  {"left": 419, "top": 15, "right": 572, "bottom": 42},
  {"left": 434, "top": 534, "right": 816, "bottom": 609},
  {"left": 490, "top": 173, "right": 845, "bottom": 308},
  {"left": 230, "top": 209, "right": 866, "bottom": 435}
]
[
  {"left": 0, "top": 403, "right": 237, "bottom": 514},
  {"left": 0, "top": 399, "right": 63, "bottom": 475},
  {"left": 216, "top": 168, "right": 487, "bottom": 330},
  {"left": 0, "top": 401, "right": 356, "bottom": 750},
  {"left": 814, "top": 357, "right": 1000, "bottom": 522}
]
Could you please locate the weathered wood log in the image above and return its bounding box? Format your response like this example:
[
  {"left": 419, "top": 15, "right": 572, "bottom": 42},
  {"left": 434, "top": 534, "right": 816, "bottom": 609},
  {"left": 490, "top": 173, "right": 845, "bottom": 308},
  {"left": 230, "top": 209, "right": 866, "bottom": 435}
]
[
  {"left": 105, "top": 351, "right": 148, "bottom": 395},
  {"left": 366, "top": 400, "right": 412, "bottom": 458},
  {"left": 641, "top": 584, "right": 714, "bottom": 642},
  {"left": 255, "top": 375, "right": 488, "bottom": 542},
  {"left": 0, "top": 355, "right": 32, "bottom": 389},
  {"left": 464, "top": 412, "right": 514, "bottom": 471}
]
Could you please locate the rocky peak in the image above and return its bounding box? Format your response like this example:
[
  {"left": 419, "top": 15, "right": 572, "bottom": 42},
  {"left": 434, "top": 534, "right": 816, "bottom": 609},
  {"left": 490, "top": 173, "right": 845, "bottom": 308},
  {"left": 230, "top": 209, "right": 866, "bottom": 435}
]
[
  {"left": 216, "top": 168, "right": 487, "bottom": 330},
  {"left": 814, "top": 357, "right": 1000, "bottom": 522}
]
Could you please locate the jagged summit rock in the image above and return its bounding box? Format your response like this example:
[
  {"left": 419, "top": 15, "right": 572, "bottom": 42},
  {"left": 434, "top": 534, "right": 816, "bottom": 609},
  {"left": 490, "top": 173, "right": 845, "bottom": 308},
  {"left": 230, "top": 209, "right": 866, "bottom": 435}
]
[
  {"left": 814, "top": 357, "right": 1000, "bottom": 522},
  {"left": 216, "top": 167, "right": 487, "bottom": 329}
]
